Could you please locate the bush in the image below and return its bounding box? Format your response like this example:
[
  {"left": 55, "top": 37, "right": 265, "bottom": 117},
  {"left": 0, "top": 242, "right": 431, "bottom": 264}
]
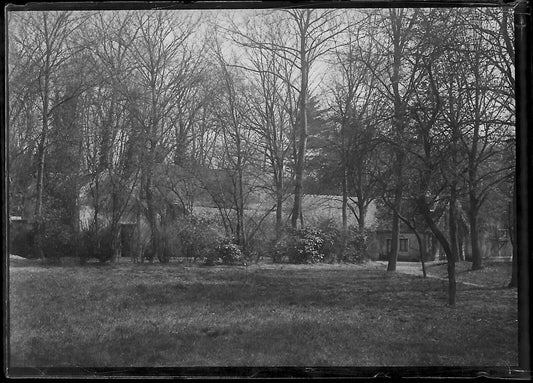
[
  {"left": 271, "top": 222, "right": 370, "bottom": 265},
  {"left": 163, "top": 215, "right": 223, "bottom": 262},
  {"left": 79, "top": 226, "right": 114, "bottom": 263},
  {"left": 216, "top": 238, "right": 245, "bottom": 265},
  {"left": 272, "top": 239, "right": 289, "bottom": 263},
  {"left": 273, "top": 227, "right": 326, "bottom": 264},
  {"left": 9, "top": 222, "right": 37, "bottom": 259},
  {"left": 143, "top": 243, "right": 156, "bottom": 263},
  {"left": 10, "top": 218, "right": 116, "bottom": 262},
  {"left": 338, "top": 226, "right": 369, "bottom": 264},
  {"left": 316, "top": 220, "right": 341, "bottom": 263},
  {"left": 201, "top": 237, "right": 245, "bottom": 266},
  {"left": 41, "top": 220, "right": 77, "bottom": 260},
  {"left": 291, "top": 228, "right": 326, "bottom": 264}
]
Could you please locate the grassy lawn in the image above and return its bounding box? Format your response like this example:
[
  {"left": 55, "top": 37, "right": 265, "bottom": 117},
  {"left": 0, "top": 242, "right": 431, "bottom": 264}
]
[{"left": 8, "top": 258, "right": 517, "bottom": 367}]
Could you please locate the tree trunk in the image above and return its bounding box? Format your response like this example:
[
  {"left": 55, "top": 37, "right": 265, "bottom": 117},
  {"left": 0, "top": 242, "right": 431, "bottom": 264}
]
[
  {"left": 342, "top": 168, "right": 348, "bottom": 230},
  {"left": 235, "top": 170, "right": 246, "bottom": 252},
  {"left": 72, "top": 147, "right": 81, "bottom": 264},
  {"left": 449, "top": 185, "right": 459, "bottom": 306},
  {"left": 387, "top": 8, "right": 405, "bottom": 273},
  {"left": 145, "top": 174, "right": 164, "bottom": 263},
  {"left": 34, "top": 137, "right": 46, "bottom": 261},
  {"left": 357, "top": 198, "right": 367, "bottom": 232},
  {"left": 291, "top": 25, "right": 309, "bottom": 230},
  {"left": 275, "top": 183, "right": 283, "bottom": 240},
  {"left": 418, "top": 197, "right": 456, "bottom": 306},
  {"left": 450, "top": 186, "right": 459, "bottom": 266},
  {"left": 469, "top": 198, "right": 482, "bottom": 270},
  {"left": 135, "top": 199, "right": 143, "bottom": 264},
  {"left": 93, "top": 174, "right": 101, "bottom": 261},
  {"left": 387, "top": 209, "right": 400, "bottom": 272},
  {"left": 387, "top": 105, "right": 404, "bottom": 273},
  {"left": 413, "top": 230, "right": 427, "bottom": 278},
  {"left": 291, "top": 124, "right": 306, "bottom": 229},
  {"left": 34, "top": 16, "right": 53, "bottom": 262}
]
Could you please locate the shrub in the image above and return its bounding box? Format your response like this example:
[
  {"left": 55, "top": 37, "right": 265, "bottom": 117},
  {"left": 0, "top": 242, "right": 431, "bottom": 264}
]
[
  {"left": 338, "top": 226, "right": 370, "bottom": 264},
  {"left": 292, "top": 228, "right": 327, "bottom": 264},
  {"left": 216, "top": 238, "right": 245, "bottom": 265},
  {"left": 9, "top": 222, "right": 37, "bottom": 259},
  {"left": 163, "top": 215, "right": 223, "bottom": 262},
  {"left": 143, "top": 243, "right": 156, "bottom": 263},
  {"left": 201, "top": 237, "right": 245, "bottom": 266},
  {"left": 316, "top": 220, "right": 341, "bottom": 263},
  {"left": 79, "top": 226, "right": 114, "bottom": 263},
  {"left": 272, "top": 239, "right": 290, "bottom": 263},
  {"left": 41, "top": 220, "right": 77, "bottom": 260},
  {"left": 271, "top": 222, "right": 370, "bottom": 265},
  {"left": 273, "top": 228, "right": 326, "bottom": 264}
]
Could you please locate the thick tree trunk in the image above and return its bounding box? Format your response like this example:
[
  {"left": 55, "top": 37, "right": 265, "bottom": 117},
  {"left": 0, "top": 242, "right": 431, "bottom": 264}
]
[
  {"left": 275, "top": 183, "right": 283, "bottom": 240},
  {"left": 469, "top": 199, "right": 482, "bottom": 270},
  {"left": 34, "top": 17, "right": 53, "bottom": 262},
  {"left": 145, "top": 175, "right": 164, "bottom": 263},
  {"left": 357, "top": 199, "right": 366, "bottom": 232},
  {"left": 387, "top": 202, "right": 401, "bottom": 272},
  {"left": 34, "top": 137, "right": 46, "bottom": 261},
  {"left": 413, "top": 230, "right": 427, "bottom": 278},
  {"left": 418, "top": 197, "right": 456, "bottom": 306},
  {"left": 449, "top": 186, "right": 459, "bottom": 266},
  {"left": 387, "top": 8, "right": 405, "bottom": 273}
]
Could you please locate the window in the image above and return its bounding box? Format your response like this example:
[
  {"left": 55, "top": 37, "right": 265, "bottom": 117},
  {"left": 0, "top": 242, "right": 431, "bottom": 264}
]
[
  {"left": 387, "top": 239, "right": 408, "bottom": 252},
  {"left": 399, "top": 238, "right": 409, "bottom": 252}
]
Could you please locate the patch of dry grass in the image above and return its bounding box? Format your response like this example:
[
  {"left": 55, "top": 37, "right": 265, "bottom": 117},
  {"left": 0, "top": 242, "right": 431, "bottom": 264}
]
[{"left": 8, "top": 259, "right": 517, "bottom": 367}]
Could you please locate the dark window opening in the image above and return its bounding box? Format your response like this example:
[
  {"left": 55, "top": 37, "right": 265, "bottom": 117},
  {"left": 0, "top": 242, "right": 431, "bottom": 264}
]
[{"left": 399, "top": 238, "right": 408, "bottom": 252}]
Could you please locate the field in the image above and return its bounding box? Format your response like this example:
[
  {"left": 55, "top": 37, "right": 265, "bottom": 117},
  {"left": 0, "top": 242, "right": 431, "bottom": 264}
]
[{"left": 8, "top": 257, "right": 517, "bottom": 368}]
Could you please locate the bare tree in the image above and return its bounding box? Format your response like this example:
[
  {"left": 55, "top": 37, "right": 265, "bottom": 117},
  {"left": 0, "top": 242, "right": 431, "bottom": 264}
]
[
  {"left": 237, "top": 31, "right": 294, "bottom": 239},
  {"left": 362, "top": 9, "right": 422, "bottom": 271},
  {"left": 226, "top": 9, "right": 349, "bottom": 229},
  {"left": 328, "top": 20, "right": 387, "bottom": 231},
  {"left": 455, "top": 9, "right": 514, "bottom": 270},
  {"left": 9, "top": 11, "right": 90, "bottom": 260},
  {"left": 210, "top": 34, "right": 262, "bottom": 251},
  {"left": 125, "top": 10, "right": 201, "bottom": 262}
]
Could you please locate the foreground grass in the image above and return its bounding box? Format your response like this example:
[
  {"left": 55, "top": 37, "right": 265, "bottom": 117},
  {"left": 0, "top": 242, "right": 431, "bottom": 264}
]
[{"left": 9, "top": 259, "right": 517, "bottom": 367}]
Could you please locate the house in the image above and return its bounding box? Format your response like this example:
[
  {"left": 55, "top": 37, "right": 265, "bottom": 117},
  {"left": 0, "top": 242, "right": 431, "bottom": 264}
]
[
  {"left": 21, "top": 162, "right": 512, "bottom": 263},
  {"left": 367, "top": 227, "right": 438, "bottom": 262}
]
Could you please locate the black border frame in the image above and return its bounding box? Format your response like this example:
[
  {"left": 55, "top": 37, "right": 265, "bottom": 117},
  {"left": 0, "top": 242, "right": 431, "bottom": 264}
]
[{"left": 3, "top": 0, "right": 531, "bottom": 379}]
